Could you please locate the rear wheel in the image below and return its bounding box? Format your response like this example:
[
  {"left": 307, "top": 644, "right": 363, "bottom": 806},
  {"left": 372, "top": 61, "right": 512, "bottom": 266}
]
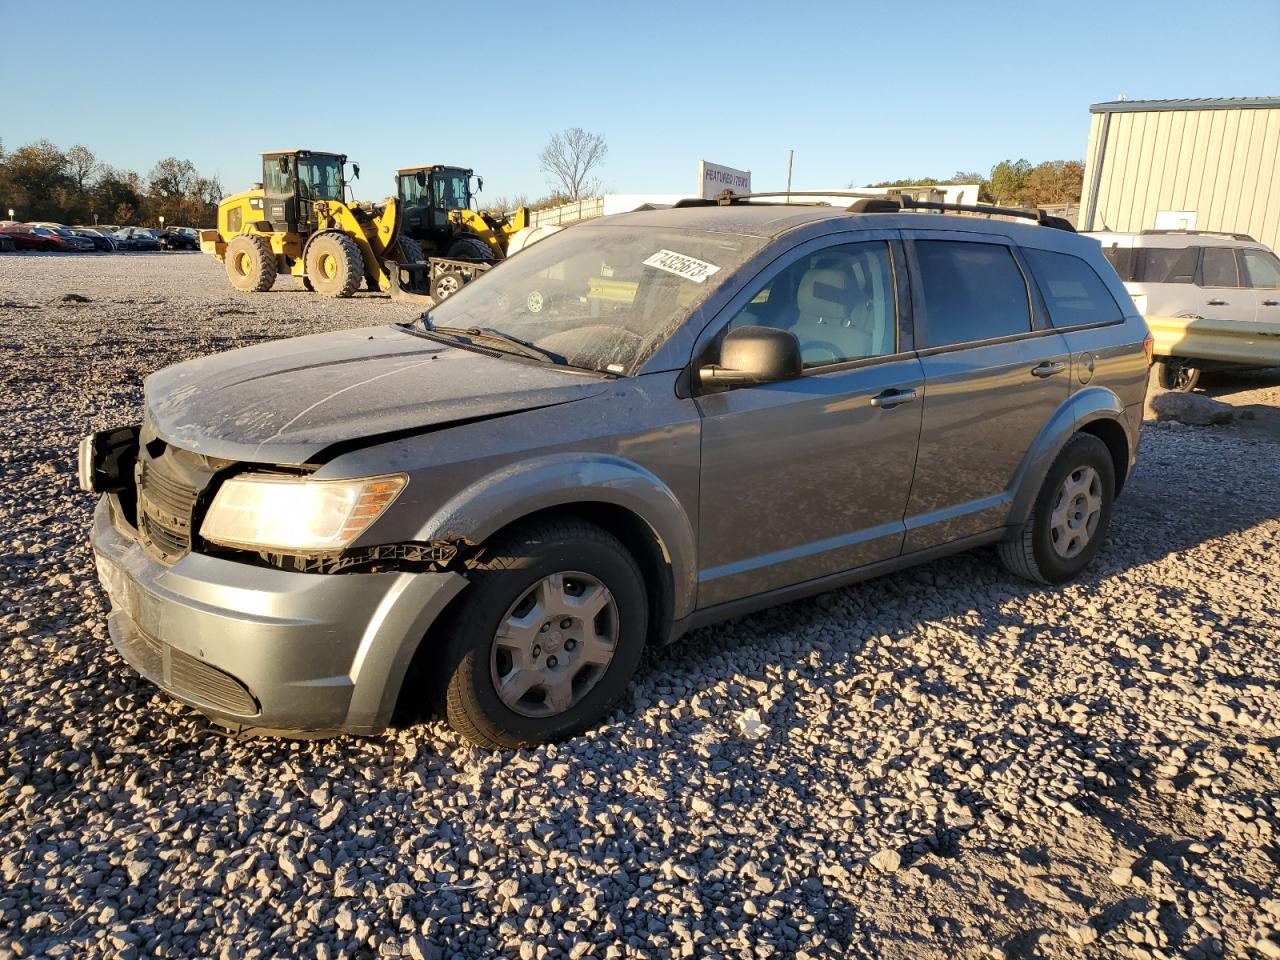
[
  {"left": 1155, "top": 358, "right": 1200, "bottom": 392},
  {"left": 998, "top": 433, "right": 1115, "bottom": 585},
  {"left": 304, "top": 232, "right": 363, "bottom": 298},
  {"left": 225, "top": 234, "right": 277, "bottom": 292},
  {"left": 438, "top": 519, "right": 648, "bottom": 749}
]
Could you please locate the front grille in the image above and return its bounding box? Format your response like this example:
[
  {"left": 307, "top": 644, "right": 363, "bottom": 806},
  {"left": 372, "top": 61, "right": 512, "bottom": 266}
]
[{"left": 135, "top": 441, "right": 227, "bottom": 564}]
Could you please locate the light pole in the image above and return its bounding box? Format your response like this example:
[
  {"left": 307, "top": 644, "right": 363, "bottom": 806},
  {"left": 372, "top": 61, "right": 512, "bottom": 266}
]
[
  {"left": 159, "top": 215, "right": 165, "bottom": 231},
  {"left": 6, "top": 209, "right": 12, "bottom": 221}
]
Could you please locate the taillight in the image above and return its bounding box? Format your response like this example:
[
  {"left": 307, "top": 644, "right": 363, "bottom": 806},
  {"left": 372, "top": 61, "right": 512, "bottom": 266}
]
[{"left": 1142, "top": 332, "right": 1155, "bottom": 367}]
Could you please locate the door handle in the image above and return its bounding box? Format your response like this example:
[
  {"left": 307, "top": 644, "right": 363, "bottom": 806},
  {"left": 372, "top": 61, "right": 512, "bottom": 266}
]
[
  {"left": 870, "top": 388, "right": 918, "bottom": 408},
  {"left": 1263, "top": 299, "right": 1279, "bottom": 307},
  {"left": 1031, "top": 361, "right": 1066, "bottom": 378},
  {"left": 1206, "top": 299, "right": 1227, "bottom": 306}
]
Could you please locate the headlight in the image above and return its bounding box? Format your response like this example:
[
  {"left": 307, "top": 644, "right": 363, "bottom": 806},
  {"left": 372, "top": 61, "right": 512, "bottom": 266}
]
[{"left": 200, "top": 473, "right": 407, "bottom": 553}]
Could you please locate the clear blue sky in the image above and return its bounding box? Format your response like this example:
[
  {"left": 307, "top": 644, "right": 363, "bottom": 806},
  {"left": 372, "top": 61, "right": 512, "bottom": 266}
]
[{"left": 3, "top": 0, "right": 1278, "bottom": 202}]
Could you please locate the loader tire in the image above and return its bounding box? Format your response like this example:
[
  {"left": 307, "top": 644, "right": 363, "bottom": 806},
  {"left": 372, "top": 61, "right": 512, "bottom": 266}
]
[
  {"left": 397, "top": 236, "right": 424, "bottom": 263},
  {"left": 225, "top": 234, "right": 277, "bottom": 293},
  {"left": 446, "top": 236, "right": 495, "bottom": 262},
  {"left": 305, "top": 232, "right": 363, "bottom": 298}
]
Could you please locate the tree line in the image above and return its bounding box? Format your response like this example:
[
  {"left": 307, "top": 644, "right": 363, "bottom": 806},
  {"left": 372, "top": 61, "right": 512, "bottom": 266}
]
[
  {"left": 0, "top": 139, "right": 222, "bottom": 227},
  {"left": 867, "top": 159, "right": 1085, "bottom": 207}
]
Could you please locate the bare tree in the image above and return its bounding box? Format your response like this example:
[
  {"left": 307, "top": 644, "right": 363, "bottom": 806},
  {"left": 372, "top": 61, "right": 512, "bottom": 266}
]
[
  {"left": 66, "top": 145, "right": 99, "bottom": 191},
  {"left": 538, "top": 127, "right": 608, "bottom": 201}
]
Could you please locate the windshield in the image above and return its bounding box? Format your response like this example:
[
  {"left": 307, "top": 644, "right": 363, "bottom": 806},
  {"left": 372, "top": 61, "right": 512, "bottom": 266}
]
[
  {"left": 423, "top": 223, "right": 766, "bottom": 374},
  {"left": 297, "top": 155, "right": 344, "bottom": 201},
  {"left": 432, "top": 171, "right": 470, "bottom": 210}
]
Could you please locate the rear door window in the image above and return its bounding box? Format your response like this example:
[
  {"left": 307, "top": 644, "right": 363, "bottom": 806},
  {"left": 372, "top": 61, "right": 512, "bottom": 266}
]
[
  {"left": 1023, "top": 249, "right": 1124, "bottom": 327},
  {"left": 1200, "top": 247, "right": 1242, "bottom": 287},
  {"left": 914, "top": 240, "right": 1031, "bottom": 347}
]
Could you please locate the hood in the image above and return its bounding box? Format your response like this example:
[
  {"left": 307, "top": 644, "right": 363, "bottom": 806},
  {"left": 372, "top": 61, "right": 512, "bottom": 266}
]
[{"left": 145, "top": 325, "right": 609, "bottom": 465}]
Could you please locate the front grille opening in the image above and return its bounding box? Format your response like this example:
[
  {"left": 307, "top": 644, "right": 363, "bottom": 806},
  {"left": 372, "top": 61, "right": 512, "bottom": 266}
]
[{"left": 135, "top": 443, "right": 234, "bottom": 564}]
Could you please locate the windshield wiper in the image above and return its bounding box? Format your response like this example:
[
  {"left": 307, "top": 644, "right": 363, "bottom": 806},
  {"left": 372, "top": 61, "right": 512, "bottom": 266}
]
[{"left": 429, "top": 324, "right": 566, "bottom": 366}]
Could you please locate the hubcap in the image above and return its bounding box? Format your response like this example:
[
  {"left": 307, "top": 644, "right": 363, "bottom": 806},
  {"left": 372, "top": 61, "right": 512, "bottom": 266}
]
[
  {"left": 319, "top": 253, "right": 337, "bottom": 280},
  {"left": 235, "top": 252, "right": 251, "bottom": 275},
  {"left": 489, "top": 571, "right": 618, "bottom": 718},
  {"left": 1050, "top": 465, "right": 1103, "bottom": 560},
  {"left": 437, "top": 275, "right": 460, "bottom": 299}
]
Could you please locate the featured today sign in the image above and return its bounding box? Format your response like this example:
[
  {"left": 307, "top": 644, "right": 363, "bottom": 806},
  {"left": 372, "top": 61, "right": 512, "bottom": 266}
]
[{"left": 698, "top": 161, "right": 751, "bottom": 199}]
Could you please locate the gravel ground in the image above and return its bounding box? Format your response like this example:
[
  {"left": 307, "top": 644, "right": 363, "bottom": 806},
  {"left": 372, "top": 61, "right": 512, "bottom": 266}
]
[{"left": 1, "top": 252, "right": 1278, "bottom": 960}]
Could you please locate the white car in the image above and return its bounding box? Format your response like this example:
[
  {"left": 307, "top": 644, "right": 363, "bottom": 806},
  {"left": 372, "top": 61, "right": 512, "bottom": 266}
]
[{"left": 1086, "top": 230, "right": 1280, "bottom": 389}]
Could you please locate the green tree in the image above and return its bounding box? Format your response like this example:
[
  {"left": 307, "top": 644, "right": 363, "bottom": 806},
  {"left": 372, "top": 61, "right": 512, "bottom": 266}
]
[
  {"left": 1, "top": 139, "right": 70, "bottom": 220},
  {"left": 989, "top": 159, "right": 1033, "bottom": 205}
]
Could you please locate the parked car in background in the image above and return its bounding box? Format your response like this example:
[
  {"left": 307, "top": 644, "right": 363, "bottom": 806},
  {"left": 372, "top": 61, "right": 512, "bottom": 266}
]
[
  {"left": 1087, "top": 229, "right": 1280, "bottom": 389},
  {"left": 114, "top": 227, "right": 162, "bottom": 251},
  {"left": 159, "top": 226, "right": 200, "bottom": 251},
  {"left": 0, "top": 225, "right": 60, "bottom": 251},
  {"left": 70, "top": 227, "right": 119, "bottom": 252},
  {"left": 0, "top": 234, "right": 14, "bottom": 253},
  {"left": 83, "top": 198, "right": 1150, "bottom": 748},
  {"left": 7, "top": 225, "right": 91, "bottom": 252}
]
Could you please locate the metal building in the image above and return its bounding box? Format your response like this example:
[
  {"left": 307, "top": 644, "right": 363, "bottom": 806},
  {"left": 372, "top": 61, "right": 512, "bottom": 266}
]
[{"left": 1080, "top": 97, "right": 1280, "bottom": 251}]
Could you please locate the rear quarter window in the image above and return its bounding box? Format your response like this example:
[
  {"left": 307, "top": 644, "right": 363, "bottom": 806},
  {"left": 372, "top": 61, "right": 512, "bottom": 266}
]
[
  {"left": 915, "top": 240, "right": 1031, "bottom": 347},
  {"left": 1024, "top": 248, "right": 1124, "bottom": 327}
]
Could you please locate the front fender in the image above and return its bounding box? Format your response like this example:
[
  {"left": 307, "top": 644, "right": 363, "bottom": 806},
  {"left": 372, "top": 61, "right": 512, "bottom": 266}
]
[
  {"left": 1006, "top": 386, "right": 1129, "bottom": 530},
  {"left": 413, "top": 454, "right": 698, "bottom": 619}
]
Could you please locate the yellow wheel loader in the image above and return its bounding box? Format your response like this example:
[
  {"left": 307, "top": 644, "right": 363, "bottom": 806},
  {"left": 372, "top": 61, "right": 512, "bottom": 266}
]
[
  {"left": 388, "top": 165, "right": 531, "bottom": 303},
  {"left": 200, "top": 150, "right": 425, "bottom": 299}
]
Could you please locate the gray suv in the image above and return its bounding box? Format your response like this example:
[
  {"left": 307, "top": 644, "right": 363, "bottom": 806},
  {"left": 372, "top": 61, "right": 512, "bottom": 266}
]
[{"left": 82, "top": 197, "right": 1151, "bottom": 748}]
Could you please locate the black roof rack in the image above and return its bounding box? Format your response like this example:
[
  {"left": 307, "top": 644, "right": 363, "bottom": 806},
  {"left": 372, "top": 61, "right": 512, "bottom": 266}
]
[
  {"left": 670, "top": 189, "right": 1075, "bottom": 232},
  {"left": 1140, "top": 228, "right": 1255, "bottom": 241},
  {"left": 850, "top": 195, "right": 1076, "bottom": 232}
]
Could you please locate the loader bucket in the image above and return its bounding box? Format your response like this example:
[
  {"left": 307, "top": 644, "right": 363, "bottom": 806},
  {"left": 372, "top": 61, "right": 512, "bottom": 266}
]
[{"left": 386, "top": 260, "right": 436, "bottom": 305}]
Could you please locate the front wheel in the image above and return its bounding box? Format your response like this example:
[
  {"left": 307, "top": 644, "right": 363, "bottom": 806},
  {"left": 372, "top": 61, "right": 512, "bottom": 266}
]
[
  {"left": 437, "top": 519, "right": 648, "bottom": 749},
  {"left": 1155, "top": 358, "right": 1200, "bottom": 392},
  {"left": 997, "top": 433, "right": 1115, "bottom": 585},
  {"left": 304, "top": 232, "right": 363, "bottom": 298}
]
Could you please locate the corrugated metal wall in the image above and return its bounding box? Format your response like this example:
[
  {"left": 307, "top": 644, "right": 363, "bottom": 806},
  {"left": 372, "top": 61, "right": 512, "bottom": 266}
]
[{"left": 1080, "top": 106, "right": 1280, "bottom": 251}]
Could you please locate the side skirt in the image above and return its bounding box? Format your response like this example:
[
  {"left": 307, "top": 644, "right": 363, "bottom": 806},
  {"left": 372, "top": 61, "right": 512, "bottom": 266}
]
[{"left": 663, "top": 528, "right": 1007, "bottom": 645}]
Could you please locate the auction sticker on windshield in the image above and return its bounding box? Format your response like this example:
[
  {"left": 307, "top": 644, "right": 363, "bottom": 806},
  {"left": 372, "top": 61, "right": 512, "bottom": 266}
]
[{"left": 643, "top": 249, "right": 721, "bottom": 283}]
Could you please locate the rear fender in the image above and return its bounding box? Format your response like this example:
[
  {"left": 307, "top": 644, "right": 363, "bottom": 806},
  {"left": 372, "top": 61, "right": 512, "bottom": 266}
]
[
  {"left": 412, "top": 454, "right": 697, "bottom": 619},
  {"left": 1006, "top": 386, "right": 1130, "bottom": 530}
]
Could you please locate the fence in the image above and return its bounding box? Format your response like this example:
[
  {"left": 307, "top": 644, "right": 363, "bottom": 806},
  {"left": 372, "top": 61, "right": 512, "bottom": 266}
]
[{"left": 527, "top": 196, "right": 605, "bottom": 228}]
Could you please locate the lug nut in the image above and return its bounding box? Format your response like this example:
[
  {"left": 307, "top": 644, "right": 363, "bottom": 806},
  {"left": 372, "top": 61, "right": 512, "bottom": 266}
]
[
  {"left": 546, "top": 655, "right": 558, "bottom": 668},
  {"left": 532, "top": 645, "right": 541, "bottom": 657},
  {"left": 560, "top": 618, "right": 573, "bottom": 629},
  {"left": 540, "top": 622, "right": 550, "bottom": 632},
  {"left": 565, "top": 639, "right": 576, "bottom": 651}
]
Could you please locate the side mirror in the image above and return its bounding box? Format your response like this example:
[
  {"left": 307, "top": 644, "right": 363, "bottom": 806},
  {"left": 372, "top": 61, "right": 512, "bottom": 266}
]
[
  {"left": 476, "top": 176, "right": 484, "bottom": 192},
  {"left": 352, "top": 162, "right": 360, "bottom": 180},
  {"left": 699, "top": 325, "right": 802, "bottom": 387}
]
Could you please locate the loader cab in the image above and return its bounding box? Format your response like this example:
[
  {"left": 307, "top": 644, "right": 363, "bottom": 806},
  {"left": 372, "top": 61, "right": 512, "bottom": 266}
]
[
  {"left": 397, "top": 165, "right": 475, "bottom": 248},
  {"left": 261, "top": 150, "right": 347, "bottom": 236}
]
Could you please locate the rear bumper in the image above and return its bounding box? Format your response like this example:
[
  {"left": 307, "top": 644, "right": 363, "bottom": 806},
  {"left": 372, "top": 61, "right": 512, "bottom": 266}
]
[{"left": 90, "top": 496, "right": 467, "bottom": 735}]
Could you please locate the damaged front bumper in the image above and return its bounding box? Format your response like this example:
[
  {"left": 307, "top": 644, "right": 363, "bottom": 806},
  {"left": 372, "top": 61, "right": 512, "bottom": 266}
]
[{"left": 90, "top": 496, "right": 467, "bottom": 735}]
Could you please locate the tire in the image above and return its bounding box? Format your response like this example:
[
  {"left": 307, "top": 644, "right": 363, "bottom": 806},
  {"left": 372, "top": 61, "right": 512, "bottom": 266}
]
[
  {"left": 397, "top": 235, "right": 424, "bottom": 263},
  {"left": 1155, "top": 358, "right": 1200, "bottom": 392},
  {"left": 446, "top": 235, "right": 495, "bottom": 261},
  {"left": 438, "top": 519, "right": 648, "bottom": 749},
  {"left": 304, "top": 232, "right": 363, "bottom": 298},
  {"left": 225, "top": 234, "right": 277, "bottom": 293},
  {"left": 430, "top": 270, "right": 466, "bottom": 301},
  {"left": 998, "top": 433, "right": 1116, "bottom": 585}
]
